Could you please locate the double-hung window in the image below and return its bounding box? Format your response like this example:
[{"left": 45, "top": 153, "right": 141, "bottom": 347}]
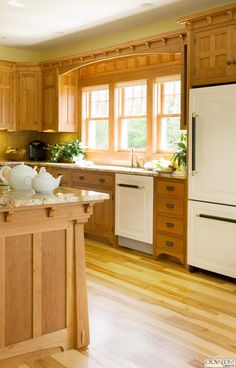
[
  {"left": 116, "top": 81, "right": 147, "bottom": 151},
  {"left": 82, "top": 85, "right": 109, "bottom": 150},
  {"left": 156, "top": 78, "right": 181, "bottom": 152}
]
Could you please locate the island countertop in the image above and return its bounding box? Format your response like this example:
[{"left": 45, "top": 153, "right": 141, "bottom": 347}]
[{"left": 0, "top": 186, "right": 109, "bottom": 209}]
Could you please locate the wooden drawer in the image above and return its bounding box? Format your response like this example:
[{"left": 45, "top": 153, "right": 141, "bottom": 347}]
[
  {"left": 156, "top": 180, "right": 185, "bottom": 198},
  {"left": 156, "top": 215, "right": 184, "bottom": 236},
  {"left": 156, "top": 233, "right": 184, "bottom": 253},
  {"left": 71, "top": 170, "right": 113, "bottom": 189},
  {"left": 46, "top": 167, "right": 70, "bottom": 187},
  {"left": 156, "top": 197, "right": 184, "bottom": 216}
]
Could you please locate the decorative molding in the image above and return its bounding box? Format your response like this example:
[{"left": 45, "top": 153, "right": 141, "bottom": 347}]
[{"left": 39, "top": 29, "right": 187, "bottom": 75}]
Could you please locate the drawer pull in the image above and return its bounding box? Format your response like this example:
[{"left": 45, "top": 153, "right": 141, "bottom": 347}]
[
  {"left": 166, "top": 241, "right": 174, "bottom": 247},
  {"left": 79, "top": 176, "right": 85, "bottom": 180},
  {"left": 166, "top": 203, "right": 174, "bottom": 209},
  {"left": 99, "top": 178, "right": 105, "bottom": 183},
  {"left": 166, "top": 186, "right": 174, "bottom": 192},
  {"left": 166, "top": 222, "right": 174, "bottom": 228}
]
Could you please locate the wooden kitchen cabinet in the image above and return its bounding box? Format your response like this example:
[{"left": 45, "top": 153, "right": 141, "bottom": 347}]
[
  {"left": 154, "top": 178, "right": 186, "bottom": 264},
  {"left": 42, "top": 68, "right": 58, "bottom": 131},
  {"left": 0, "top": 62, "right": 15, "bottom": 130},
  {"left": 71, "top": 169, "right": 116, "bottom": 246},
  {"left": 43, "top": 166, "right": 71, "bottom": 187},
  {"left": 16, "top": 64, "right": 41, "bottom": 131},
  {"left": 179, "top": 3, "right": 236, "bottom": 86},
  {"left": 190, "top": 26, "right": 232, "bottom": 86},
  {"left": 42, "top": 67, "right": 78, "bottom": 132},
  {"left": 59, "top": 71, "right": 78, "bottom": 132}
]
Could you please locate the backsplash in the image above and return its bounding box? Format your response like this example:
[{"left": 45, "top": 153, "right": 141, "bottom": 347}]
[{"left": 0, "top": 131, "right": 80, "bottom": 161}]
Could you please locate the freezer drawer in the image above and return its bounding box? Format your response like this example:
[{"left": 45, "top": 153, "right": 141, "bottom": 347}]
[{"left": 188, "top": 200, "right": 236, "bottom": 278}]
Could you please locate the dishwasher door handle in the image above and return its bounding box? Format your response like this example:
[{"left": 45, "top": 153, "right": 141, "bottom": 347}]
[{"left": 117, "top": 183, "right": 144, "bottom": 189}]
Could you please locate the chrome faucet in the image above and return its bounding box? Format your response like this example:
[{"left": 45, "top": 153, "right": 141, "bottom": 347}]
[{"left": 130, "top": 147, "right": 134, "bottom": 168}]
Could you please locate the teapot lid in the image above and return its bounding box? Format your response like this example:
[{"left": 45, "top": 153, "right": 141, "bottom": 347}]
[{"left": 38, "top": 167, "right": 53, "bottom": 178}]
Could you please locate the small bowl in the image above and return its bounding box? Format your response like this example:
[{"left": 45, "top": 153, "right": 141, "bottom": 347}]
[{"left": 5, "top": 149, "right": 26, "bottom": 161}]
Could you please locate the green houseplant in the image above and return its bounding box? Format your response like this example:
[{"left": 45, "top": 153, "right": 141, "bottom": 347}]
[
  {"left": 171, "top": 133, "right": 187, "bottom": 169},
  {"left": 48, "top": 139, "right": 86, "bottom": 163}
]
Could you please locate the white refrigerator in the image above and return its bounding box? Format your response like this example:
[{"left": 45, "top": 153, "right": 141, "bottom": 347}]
[{"left": 188, "top": 84, "right": 236, "bottom": 278}]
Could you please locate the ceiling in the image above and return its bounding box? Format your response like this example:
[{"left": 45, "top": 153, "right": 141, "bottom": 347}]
[{"left": 0, "top": 0, "right": 233, "bottom": 51}]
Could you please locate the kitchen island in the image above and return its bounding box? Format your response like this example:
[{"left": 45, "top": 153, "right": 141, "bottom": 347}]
[{"left": 0, "top": 187, "right": 109, "bottom": 361}]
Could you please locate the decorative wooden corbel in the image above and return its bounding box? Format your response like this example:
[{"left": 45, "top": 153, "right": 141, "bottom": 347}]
[
  {"left": 145, "top": 41, "right": 151, "bottom": 49},
  {"left": 84, "top": 203, "right": 93, "bottom": 215},
  {"left": 5, "top": 210, "right": 14, "bottom": 223},
  {"left": 130, "top": 45, "right": 135, "bottom": 52},
  {"left": 47, "top": 207, "right": 55, "bottom": 218},
  {"left": 206, "top": 16, "right": 212, "bottom": 24},
  {"left": 161, "top": 38, "right": 167, "bottom": 45},
  {"left": 227, "top": 10, "right": 233, "bottom": 20}
]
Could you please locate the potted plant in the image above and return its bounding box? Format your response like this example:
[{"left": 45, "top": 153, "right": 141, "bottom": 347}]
[
  {"left": 171, "top": 132, "right": 187, "bottom": 170},
  {"left": 48, "top": 139, "right": 86, "bottom": 163}
]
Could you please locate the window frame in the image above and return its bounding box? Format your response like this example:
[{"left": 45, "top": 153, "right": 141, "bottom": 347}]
[
  {"left": 115, "top": 80, "right": 147, "bottom": 152},
  {"left": 82, "top": 84, "right": 110, "bottom": 151},
  {"left": 155, "top": 75, "right": 181, "bottom": 154}
]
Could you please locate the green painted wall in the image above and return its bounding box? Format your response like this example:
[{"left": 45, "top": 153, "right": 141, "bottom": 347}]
[
  {"left": 0, "top": 17, "right": 181, "bottom": 62},
  {"left": 0, "top": 46, "right": 40, "bottom": 62},
  {"left": 41, "top": 17, "right": 182, "bottom": 61}
]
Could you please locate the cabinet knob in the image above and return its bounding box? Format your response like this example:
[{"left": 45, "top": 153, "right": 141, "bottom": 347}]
[
  {"left": 226, "top": 60, "right": 231, "bottom": 65},
  {"left": 166, "top": 241, "right": 174, "bottom": 247},
  {"left": 166, "top": 222, "right": 174, "bottom": 228},
  {"left": 99, "top": 178, "right": 105, "bottom": 183},
  {"left": 79, "top": 176, "right": 84, "bottom": 180},
  {"left": 166, "top": 203, "right": 174, "bottom": 209},
  {"left": 166, "top": 186, "right": 174, "bottom": 192},
  {"left": 231, "top": 59, "right": 236, "bottom": 65}
]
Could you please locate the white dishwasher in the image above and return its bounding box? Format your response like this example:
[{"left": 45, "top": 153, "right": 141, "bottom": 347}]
[{"left": 115, "top": 174, "right": 153, "bottom": 254}]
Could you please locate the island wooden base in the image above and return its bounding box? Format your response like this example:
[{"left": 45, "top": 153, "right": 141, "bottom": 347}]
[{"left": 0, "top": 201, "right": 95, "bottom": 361}]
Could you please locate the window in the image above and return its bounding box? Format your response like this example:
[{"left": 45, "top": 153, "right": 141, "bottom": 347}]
[
  {"left": 156, "top": 78, "right": 181, "bottom": 152},
  {"left": 82, "top": 86, "right": 109, "bottom": 149},
  {"left": 116, "top": 81, "right": 147, "bottom": 151}
]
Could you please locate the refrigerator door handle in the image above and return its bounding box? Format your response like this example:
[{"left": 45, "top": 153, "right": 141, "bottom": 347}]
[
  {"left": 192, "top": 112, "right": 198, "bottom": 175},
  {"left": 197, "top": 213, "right": 236, "bottom": 224}
]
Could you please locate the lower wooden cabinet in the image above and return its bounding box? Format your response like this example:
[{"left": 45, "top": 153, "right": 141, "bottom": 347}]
[
  {"left": 70, "top": 170, "right": 116, "bottom": 247},
  {"left": 154, "top": 177, "right": 186, "bottom": 264},
  {"left": 38, "top": 166, "right": 116, "bottom": 246}
]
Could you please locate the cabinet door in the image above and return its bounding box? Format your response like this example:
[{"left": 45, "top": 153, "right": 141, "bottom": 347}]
[
  {"left": 229, "top": 24, "right": 236, "bottom": 78},
  {"left": 17, "top": 71, "right": 41, "bottom": 131},
  {"left": 86, "top": 188, "right": 114, "bottom": 239},
  {"left": 43, "top": 69, "right": 58, "bottom": 131},
  {"left": 59, "top": 72, "right": 77, "bottom": 132},
  {"left": 0, "top": 66, "right": 14, "bottom": 130},
  {"left": 191, "top": 26, "right": 231, "bottom": 85}
]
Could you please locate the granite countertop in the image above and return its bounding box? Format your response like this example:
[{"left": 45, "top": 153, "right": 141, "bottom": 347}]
[
  {"left": 0, "top": 186, "right": 109, "bottom": 209},
  {"left": 0, "top": 161, "right": 186, "bottom": 180}
]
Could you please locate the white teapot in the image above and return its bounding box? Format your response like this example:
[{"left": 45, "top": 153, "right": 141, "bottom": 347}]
[
  {"left": 31, "top": 167, "right": 62, "bottom": 193},
  {"left": 0, "top": 164, "right": 37, "bottom": 190}
]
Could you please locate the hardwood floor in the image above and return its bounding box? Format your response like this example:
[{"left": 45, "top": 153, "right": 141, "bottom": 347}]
[{"left": 2, "top": 240, "right": 236, "bottom": 368}]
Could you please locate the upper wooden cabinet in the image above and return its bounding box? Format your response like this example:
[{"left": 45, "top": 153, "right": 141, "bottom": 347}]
[
  {"left": 190, "top": 25, "right": 235, "bottom": 86},
  {"left": 16, "top": 64, "right": 41, "bottom": 131},
  {"left": 42, "top": 68, "right": 58, "bottom": 131},
  {"left": 42, "top": 67, "right": 78, "bottom": 132},
  {"left": 0, "top": 62, "right": 15, "bottom": 130},
  {"left": 59, "top": 71, "right": 78, "bottom": 132},
  {"left": 179, "top": 3, "right": 236, "bottom": 86}
]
